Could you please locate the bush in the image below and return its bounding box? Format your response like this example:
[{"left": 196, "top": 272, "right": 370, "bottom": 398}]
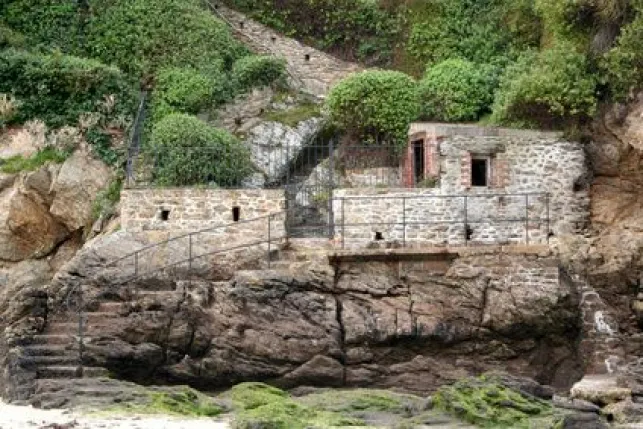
[
  {"left": 232, "top": 55, "right": 286, "bottom": 91},
  {"left": 326, "top": 70, "right": 420, "bottom": 147},
  {"left": 148, "top": 114, "right": 253, "bottom": 187},
  {"left": 1, "top": 0, "right": 81, "bottom": 51},
  {"left": 0, "top": 94, "right": 21, "bottom": 129},
  {"left": 86, "top": 0, "right": 247, "bottom": 78},
  {"left": 407, "top": 0, "right": 541, "bottom": 70},
  {"left": 418, "top": 59, "right": 496, "bottom": 122},
  {"left": 151, "top": 67, "right": 219, "bottom": 121},
  {"left": 604, "top": 4, "right": 643, "bottom": 98},
  {"left": 0, "top": 23, "right": 25, "bottom": 49},
  {"left": 0, "top": 49, "right": 136, "bottom": 128},
  {"left": 491, "top": 44, "right": 598, "bottom": 128}
]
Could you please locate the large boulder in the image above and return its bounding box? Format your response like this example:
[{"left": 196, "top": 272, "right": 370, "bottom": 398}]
[{"left": 49, "top": 151, "right": 113, "bottom": 231}]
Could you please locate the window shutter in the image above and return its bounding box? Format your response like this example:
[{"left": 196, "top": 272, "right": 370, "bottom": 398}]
[{"left": 460, "top": 152, "right": 472, "bottom": 188}]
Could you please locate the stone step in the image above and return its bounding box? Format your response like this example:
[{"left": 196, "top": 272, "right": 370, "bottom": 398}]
[
  {"left": 36, "top": 365, "right": 109, "bottom": 379},
  {"left": 22, "top": 345, "right": 74, "bottom": 356},
  {"left": 26, "top": 355, "right": 79, "bottom": 366},
  {"left": 82, "top": 312, "right": 123, "bottom": 323},
  {"left": 29, "top": 335, "right": 74, "bottom": 346},
  {"left": 96, "top": 301, "right": 127, "bottom": 312}
]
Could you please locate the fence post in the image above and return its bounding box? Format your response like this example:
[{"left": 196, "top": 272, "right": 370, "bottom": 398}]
[
  {"left": 341, "top": 197, "right": 345, "bottom": 249},
  {"left": 464, "top": 195, "right": 468, "bottom": 247},
  {"left": 78, "top": 285, "right": 84, "bottom": 371},
  {"left": 328, "top": 138, "right": 335, "bottom": 239},
  {"left": 402, "top": 197, "right": 406, "bottom": 247},
  {"left": 268, "top": 215, "right": 272, "bottom": 269},
  {"left": 525, "top": 194, "right": 530, "bottom": 245},
  {"left": 545, "top": 193, "right": 550, "bottom": 244},
  {"left": 188, "top": 233, "right": 193, "bottom": 284}
]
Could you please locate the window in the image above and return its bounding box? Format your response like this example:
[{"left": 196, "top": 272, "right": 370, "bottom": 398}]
[
  {"left": 471, "top": 157, "right": 489, "bottom": 187},
  {"left": 232, "top": 206, "right": 241, "bottom": 222},
  {"left": 413, "top": 140, "right": 425, "bottom": 184},
  {"left": 160, "top": 209, "right": 170, "bottom": 221}
]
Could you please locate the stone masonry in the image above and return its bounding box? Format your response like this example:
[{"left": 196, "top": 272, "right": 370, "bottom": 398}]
[
  {"left": 333, "top": 124, "right": 589, "bottom": 246},
  {"left": 121, "top": 189, "right": 285, "bottom": 232},
  {"left": 210, "top": 3, "right": 361, "bottom": 98}
]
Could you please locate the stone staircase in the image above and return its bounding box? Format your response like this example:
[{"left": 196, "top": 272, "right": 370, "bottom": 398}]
[{"left": 14, "top": 241, "right": 333, "bottom": 407}]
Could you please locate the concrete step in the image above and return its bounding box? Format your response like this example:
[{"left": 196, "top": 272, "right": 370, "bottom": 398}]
[{"left": 36, "top": 365, "right": 109, "bottom": 379}]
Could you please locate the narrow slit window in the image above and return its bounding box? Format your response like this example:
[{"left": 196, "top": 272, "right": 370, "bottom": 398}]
[
  {"left": 304, "top": 54, "right": 311, "bottom": 61},
  {"left": 471, "top": 158, "right": 489, "bottom": 187},
  {"left": 232, "top": 206, "right": 241, "bottom": 222},
  {"left": 160, "top": 209, "right": 170, "bottom": 221},
  {"left": 374, "top": 232, "right": 384, "bottom": 241}
]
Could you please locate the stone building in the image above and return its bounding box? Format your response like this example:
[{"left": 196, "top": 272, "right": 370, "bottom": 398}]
[{"left": 334, "top": 123, "right": 589, "bottom": 246}]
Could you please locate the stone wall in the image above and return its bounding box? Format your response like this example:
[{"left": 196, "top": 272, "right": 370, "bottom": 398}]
[
  {"left": 211, "top": 4, "right": 361, "bottom": 98},
  {"left": 333, "top": 124, "right": 589, "bottom": 246},
  {"left": 121, "top": 189, "right": 285, "bottom": 233}
]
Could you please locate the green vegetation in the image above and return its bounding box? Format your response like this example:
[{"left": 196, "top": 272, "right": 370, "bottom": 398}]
[
  {"left": 0, "top": 49, "right": 136, "bottom": 129},
  {"left": 604, "top": 2, "right": 643, "bottom": 98},
  {"left": 298, "top": 388, "right": 426, "bottom": 415},
  {"left": 262, "top": 103, "right": 321, "bottom": 127},
  {"left": 0, "top": 147, "right": 70, "bottom": 174},
  {"left": 229, "top": 382, "right": 363, "bottom": 429},
  {"left": 225, "top": 0, "right": 402, "bottom": 66},
  {"left": 432, "top": 375, "right": 558, "bottom": 428},
  {"left": 0, "top": 22, "right": 24, "bottom": 49},
  {"left": 0, "top": 93, "right": 20, "bottom": 128},
  {"left": 148, "top": 113, "right": 253, "bottom": 187},
  {"left": 491, "top": 44, "right": 598, "bottom": 128},
  {"left": 109, "top": 386, "right": 225, "bottom": 417},
  {"left": 150, "top": 67, "right": 219, "bottom": 122},
  {"left": 326, "top": 70, "right": 419, "bottom": 147},
  {"left": 419, "top": 59, "right": 497, "bottom": 122},
  {"left": 232, "top": 55, "right": 286, "bottom": 92},
  {"left": 91, "top": 178, "right": 123, "bottom": 221}
]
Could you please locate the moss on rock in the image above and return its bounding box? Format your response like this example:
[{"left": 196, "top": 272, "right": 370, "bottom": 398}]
[
  {"left": 108, "top": 386, "right": 225, "bottom": 417},
  {"left": 433, "top": 375, "right": 556, "bottom": 428},
  {"left": 228, "top": 382, "right": 364, "bottom": 429}
]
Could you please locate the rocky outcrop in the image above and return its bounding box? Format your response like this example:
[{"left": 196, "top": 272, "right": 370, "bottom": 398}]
[{"left": 28, "top": 245, "right": 584, "bottom": 399}]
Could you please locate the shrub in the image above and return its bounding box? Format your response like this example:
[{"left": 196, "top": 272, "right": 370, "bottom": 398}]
[
  {"left": 151, "top": 67, "right": 219, "bottom": 121},
  {"left": 418, "top": 59, "right": 496, "bottom": 122},
  {"left": 0, "top": 49, "right": 136, "bottom": 128},
  {"left": 0, "top": 94, "right": 21, "bottom": 129},
  {"left": 0, "top": 147, "right": 70, "bottom": 174},
  {"left": 86, "top": 0, "right": 247, "bottom": 78},
  {"left": 148, "top": 114, "right": 253, "bottom": 187},
  {"left": 490, "top": 44, "right": 598, "bottom": 128},
  {"left": 407, "top": 0, "right": 541, "bottom": 70},
  {"left": 232, "top": 55, "right": 287, "bottom": 91},
  {"left": 0, "top": 23, "right": 25, "bottom": 49},
  {"left": 326, "top": 70, "right": 420, "bottom": 147},
  {"left": 1, "top": 0, "right": 81, "bottom": 51},
  {"left": 604, "top": 4, "right": 643, "bottom": 98}
]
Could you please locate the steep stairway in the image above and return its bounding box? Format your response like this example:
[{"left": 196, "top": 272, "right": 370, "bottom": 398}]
[{"left": 205, "top": 1, "right": 361, "bottom": 98}]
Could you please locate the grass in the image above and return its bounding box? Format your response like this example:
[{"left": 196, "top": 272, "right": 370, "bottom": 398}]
[
  {"left": 228, "top": 382, "right": 365, "bottom": 429},
  {"left": 262, "top": 103, "right": 322, "bottom": 127},
  {"left": 0, "top": 147, "right": 69, "bottom": 173}
]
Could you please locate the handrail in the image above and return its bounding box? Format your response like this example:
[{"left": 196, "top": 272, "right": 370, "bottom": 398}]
[{"left": 125, "top": 91, "right": 148, "bottom": 186}]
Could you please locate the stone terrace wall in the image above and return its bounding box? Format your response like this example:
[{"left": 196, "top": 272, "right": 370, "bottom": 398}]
[
  {"left": 121, "top": 189, "right": 285, "bottom": 232},
  {"left": 211, "top": 3, "right": 361, "bottom": 97},
  {"left": 333, "top": 125, "right": 589, "bottom": 246}
]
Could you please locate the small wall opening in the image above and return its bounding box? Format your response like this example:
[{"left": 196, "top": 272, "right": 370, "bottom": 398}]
[
  {"left": 304, "top": 54, "right": 311, "bottom": 61},
  {"left": 234, "top": 117, "right": 242, "bottom": 126},
  {"left": 465, "top": 225, "right": 473, "bottom": 241},
  {"left": 239, "top": 22, "right": 245, "bottom": 29},
  {"left": 160, "top": 209, "right": 170, "bottom": 221},
  {"left": 471, "top": 158, "right": 489, "bottom": 187},
  {"left": 271, "top": 36, "right": 277, "bottom": 43},
  {"left": 374, "top": 231, "right": 384, "bottom": 241},
  {"left": 413, "top": 140, "right": 425, "bottom": 184},
  {"left": 232, "top": 206, "right": 241, "bottom": 222}
]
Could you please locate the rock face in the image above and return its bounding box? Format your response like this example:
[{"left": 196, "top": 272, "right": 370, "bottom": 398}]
[
  {"left": 49, "top": 151, "right": 113, "bottom": 231},
  {"left": 27, "top": 244, "right": 584, "bottom": 398}
]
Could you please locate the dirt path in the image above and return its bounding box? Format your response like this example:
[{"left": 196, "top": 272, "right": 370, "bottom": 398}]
[{"left": 0, "top": 401, "right": 231, "bottom": 429}]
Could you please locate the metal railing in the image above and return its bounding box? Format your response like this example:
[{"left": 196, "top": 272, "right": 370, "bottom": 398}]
[
  {"left": 334, "top": 192, "right": 551, "bottom": 248},
  {"left": 125, "top": 91, "right": 148, "bottom": 186}
]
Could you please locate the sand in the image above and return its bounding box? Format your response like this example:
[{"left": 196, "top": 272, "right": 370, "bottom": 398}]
[{"left": 0, "top": 401, "right": 231, "bottom": 429}]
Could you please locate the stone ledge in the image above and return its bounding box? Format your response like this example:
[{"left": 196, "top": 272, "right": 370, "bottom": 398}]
[{"left": 328, "top": 244, "right": 552, "bottom": 263}]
